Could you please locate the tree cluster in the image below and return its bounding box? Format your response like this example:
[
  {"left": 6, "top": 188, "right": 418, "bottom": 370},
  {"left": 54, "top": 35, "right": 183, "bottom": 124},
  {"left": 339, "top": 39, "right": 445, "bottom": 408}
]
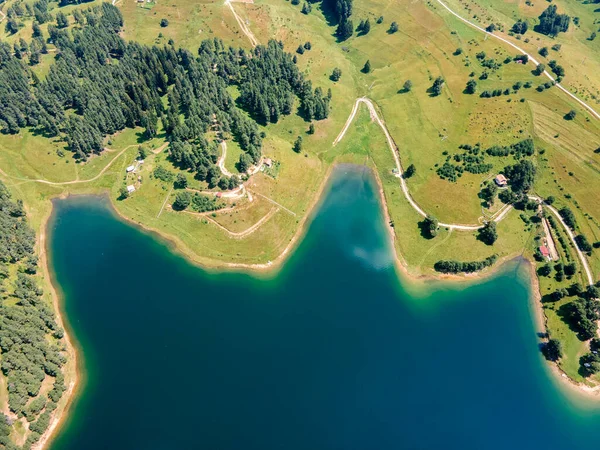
[
  {"left": 429, "top": 76, "right": 444, "bottom": 96},
  {"left": 478, "top": 221, "right": 498, "bottom": 245},
  {"left": 433, "top": 255, "right": 498, "bottom": 274},
  {"left": 559, "top": 207, "right": 576, "bottom": 230},
  {"left": 421, "top": 215, "right": 439, "bottom": 239},
  {"left": 511, "top": 19, "right": 529, "bottom": 35},
  {"left": 503, "top": 159, "right": 536, "bottom": 193},
  {"left": 536, "top": 5, "right": 570, "bottom": 37},
  {"left": 0, "top": 182, "right": 66, "bottom": 447},
  {"left": 1, "top": 6, "right": 329, "bottom": 191},
  {"left": 566, "top": 296, "right": 599, "bottom": 341},
  {"left": 485, "top": 139, "right": 535, "bottom": 159}
]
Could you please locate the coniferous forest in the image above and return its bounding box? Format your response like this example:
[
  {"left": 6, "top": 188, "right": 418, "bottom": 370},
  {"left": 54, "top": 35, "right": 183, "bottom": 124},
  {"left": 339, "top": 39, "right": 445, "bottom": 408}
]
[
  {"left": 0, "top": 3, "right": 330, "bottom": 186},
  {"left": 0, "top": 181, "right": 67, "bottom": 449}
]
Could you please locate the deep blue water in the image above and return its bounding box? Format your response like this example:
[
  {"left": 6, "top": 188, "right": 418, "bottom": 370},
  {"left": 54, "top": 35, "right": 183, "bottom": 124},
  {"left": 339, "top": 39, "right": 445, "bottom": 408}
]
[{"left": 49, "top": 166, "right": 600, "bottom": 450}]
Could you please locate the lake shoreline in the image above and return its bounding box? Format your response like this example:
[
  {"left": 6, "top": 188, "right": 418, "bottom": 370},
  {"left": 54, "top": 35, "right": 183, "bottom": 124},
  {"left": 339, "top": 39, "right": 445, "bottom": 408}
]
[
  {"left": 32, "top": 194, "right": 81, "bottom": 450},
  {"left": 33, "top": 164, "right": 598, "bottom": 448}
]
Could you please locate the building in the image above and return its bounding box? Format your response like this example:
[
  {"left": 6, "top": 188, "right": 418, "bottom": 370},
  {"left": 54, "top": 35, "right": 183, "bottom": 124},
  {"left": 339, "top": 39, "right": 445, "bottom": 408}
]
[
  {"left": 494, "top": 174, "right": 508, "bottom": 187},
  {"left": 216, "top": 192, "right": 222, "bottom": 198},
  {"left": 127, "top": 185, "right": 136, "bottom": 194},
  {"left": 539, "top": 245, "right": 550, "bottom": 260},
  {"left": 263, "top": 158, "right": 273, "bottom": 168},
  {"left": 126, "top": 165, "right": 135, "bottom": 173}
]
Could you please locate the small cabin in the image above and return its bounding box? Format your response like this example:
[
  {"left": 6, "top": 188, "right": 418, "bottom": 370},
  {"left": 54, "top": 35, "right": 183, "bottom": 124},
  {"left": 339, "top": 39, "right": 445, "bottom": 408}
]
[
  {"left": 539, "top": 245, "right": 550, "bottom": 260},
  {"left": 126, "top": 165, "right": 135, "bottom": 173},
  {"left": 127, "top": 185, "right": 136, "bottom": 194},
  {"left": 216, "top": 192, "right": 222, "bottom": 198},
  {"left": 494, "top": 174, "right": 508, "bottom": 187},
  {"left": 263, "top": 158, "right": 273, "bottom": 168}
]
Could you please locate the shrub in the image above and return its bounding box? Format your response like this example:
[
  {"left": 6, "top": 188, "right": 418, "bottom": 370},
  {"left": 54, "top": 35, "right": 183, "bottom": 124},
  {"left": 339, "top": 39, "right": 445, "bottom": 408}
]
[
  {"left": 434, "top": 255, "right": 497, "bottom": 273},
  {"left": 541, "top": 339, "right": 562, "bottom": 361},
  {"left": 172, "top": 191, "right": 191, "bottom": 210}
]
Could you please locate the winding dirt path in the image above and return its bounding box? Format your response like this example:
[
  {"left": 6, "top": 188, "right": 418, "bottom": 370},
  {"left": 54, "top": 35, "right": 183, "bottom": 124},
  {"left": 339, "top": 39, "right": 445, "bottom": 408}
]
[
  {"left": 246, "top": 188, "right": 296, "bottom": 216},
  {"left": 540, "top": 201, "right": 594, "bottom": 286},
  {"left": 334, "top": 98, "right": 508, "bottom": 230},
  {"left": 335, "top": 98, "right": 595, "bottom": 285},
  {"left": 225, "top": 0, "right": 259, "bottom": 48},
  {"left": 217, "top": 141, "right": 234, "bottom": 178},
  {"left": 0, "top": 142, "right": 168, "bottom": 187},
  {"left": 183, "top": 205, "right": 279, "bottom": 238},
  {"left": 0, "top": 145, "right": 135, "bottom": 186},
  {"left": 435, "top": 0, "right": 600, "bottom": 120}
]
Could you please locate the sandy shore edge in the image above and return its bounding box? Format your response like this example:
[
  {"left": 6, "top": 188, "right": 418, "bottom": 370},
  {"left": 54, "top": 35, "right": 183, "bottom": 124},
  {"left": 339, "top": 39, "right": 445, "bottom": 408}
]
[{"left": 31, "top": 197, "right": 81, "bottom": 450}]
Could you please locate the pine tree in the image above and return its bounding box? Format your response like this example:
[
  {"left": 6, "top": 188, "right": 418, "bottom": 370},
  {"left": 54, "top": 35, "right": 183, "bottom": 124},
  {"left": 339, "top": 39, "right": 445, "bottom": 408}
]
[
  {"left": 56, "top": 11, "right": 69, "bottom": 29},
  {"left": 32, "top": 22, "right": 42, "bottom": 38},
  {"left": 330, "top": 67, "right": 342, "bottom": 82},
  {"left": 336, "top": 19, "right": 353, "bottom": 41},
  {"left": 361, "top": 18, "right": 370, "bottom": 34},
  {"left": 293, "top": 135, "right": 303, "bottom": 153},
  {"left": 362, "top": 60, "right": 371, "bottom": 73}
]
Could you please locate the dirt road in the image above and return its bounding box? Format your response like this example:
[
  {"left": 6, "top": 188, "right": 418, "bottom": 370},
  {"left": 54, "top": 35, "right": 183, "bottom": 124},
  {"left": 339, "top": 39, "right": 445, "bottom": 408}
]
[
  {"left": 435, "top": 0, "right": 600, "bottom": 120},
  {"left": 224, "top": 0, "right": 259, "bottom": 47}
]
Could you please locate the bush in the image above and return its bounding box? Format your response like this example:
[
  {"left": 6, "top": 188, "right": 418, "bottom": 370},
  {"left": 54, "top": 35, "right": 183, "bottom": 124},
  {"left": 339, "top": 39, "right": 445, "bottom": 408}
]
[
  {"left": 580, "top": 353, "right": 600, "bottom": 376},
  {"left": 172, "top": 191, "right": 191, "bottom": 211},
  {"left": 575, "top": 235, "right": 592, "bottom": 253},
  {"left": 567, "top": 297, "right": 599, "bottom": 340},
  {"left": 434, "top": 255, "right": 498, "bottom": 274},
  {"left": 541, "top": 339, "right": 562, "bottom": 361},
  {"left": 421, "top": 216, "right": 439, "bottom": 238},
  {"left": 330, "top": 68, "right": 342, "bottom": 82},
  {"left": 293, "top": 135, "right": 303, "bottom": 153},
  {"left": 430, "top": 77, "right": 444, "bottom": 96},
  {"left": 478, "top": 222, "right": 498, "bottom": 245},
  {"left": 465, "top": 79, "right": 477, "bottom": 94},
  {"left": 559, "top": 207, "right": 576, "bottom": 229},
  {"left": 153, "top": 166, "right": 174, "bottom": 183},
  {"left": 538, "top": 264, "right": 552, "bottom": 277},
  {"left": 175, "top": 173, "right": 188, "bottom": 189},
  {"left": 160, "top": 18, "right": 169, "bottom": 27}
]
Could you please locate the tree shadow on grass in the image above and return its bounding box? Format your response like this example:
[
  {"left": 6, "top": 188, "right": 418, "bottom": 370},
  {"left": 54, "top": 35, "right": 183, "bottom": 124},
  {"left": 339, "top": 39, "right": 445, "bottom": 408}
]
[
  {"left": 417, "top": 219, "right": 435, "bottom": 240},
  {"left": 556, "top": 302, "right": 588, "bottom": 341}
]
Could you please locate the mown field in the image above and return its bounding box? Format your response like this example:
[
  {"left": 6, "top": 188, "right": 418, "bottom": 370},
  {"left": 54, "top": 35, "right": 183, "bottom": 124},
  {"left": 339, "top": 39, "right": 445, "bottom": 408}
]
[{"left": 0, "top": 0, "right": 599, "bottom": 414}]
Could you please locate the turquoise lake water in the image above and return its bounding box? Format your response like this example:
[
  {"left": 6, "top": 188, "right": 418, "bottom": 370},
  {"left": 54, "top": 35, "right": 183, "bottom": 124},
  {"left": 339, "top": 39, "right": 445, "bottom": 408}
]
[{"left": 48, "top": 166, "right": 600, "bottom": 449}]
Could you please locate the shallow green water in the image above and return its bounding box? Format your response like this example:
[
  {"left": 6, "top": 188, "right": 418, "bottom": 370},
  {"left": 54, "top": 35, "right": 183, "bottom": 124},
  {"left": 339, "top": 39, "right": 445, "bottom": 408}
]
[{"left": 49, "top": 165, "right": 599, "bottom": 450}]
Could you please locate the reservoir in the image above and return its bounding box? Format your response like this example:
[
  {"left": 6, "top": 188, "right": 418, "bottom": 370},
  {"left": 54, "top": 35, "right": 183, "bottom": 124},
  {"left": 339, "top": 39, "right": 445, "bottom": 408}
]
[{"left": 49, "top": 166, "right": 600, "bottom": 449}]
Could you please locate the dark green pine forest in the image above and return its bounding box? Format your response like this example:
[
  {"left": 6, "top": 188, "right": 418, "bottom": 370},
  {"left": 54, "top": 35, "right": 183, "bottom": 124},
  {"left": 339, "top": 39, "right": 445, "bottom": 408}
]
[
  {"left": 0, "top": 181, "right": 67, "bottom": 450},
  {"left": 0, "top": 3, "right": 330, "bottom": 188}
]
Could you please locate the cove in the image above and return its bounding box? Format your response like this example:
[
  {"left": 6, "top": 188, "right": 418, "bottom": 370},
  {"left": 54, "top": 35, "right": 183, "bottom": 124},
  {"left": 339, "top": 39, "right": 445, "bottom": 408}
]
[{"left": 48, "top": 165, "right": 600, "bottom": 450}]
